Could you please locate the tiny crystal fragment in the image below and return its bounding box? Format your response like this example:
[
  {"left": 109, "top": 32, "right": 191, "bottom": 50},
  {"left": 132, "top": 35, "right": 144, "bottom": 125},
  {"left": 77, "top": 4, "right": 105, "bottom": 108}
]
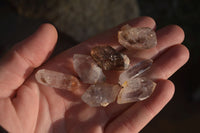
[
  {"left": 119, "top": 59, "right": 153, "bottom": 86},
  {"left": 81, "top": 83, "right": 121, "bottom": 107},
  {"left": 117, "top": 77, "right": 156, "bottom": 104},
  {"left": 121, "top": 54, "right": 130, "bottom": 70},
  {"left": 118, "top": 24, "right": 157, "bottom": 50},
  {"left": 91, "top": 45, "right": 130, "bottom": 70},
  {"left": 73, "top": 54, "right": 106, "bottom": 84},
  {"left": 35, "top": 69, "right": 80, "bottom": 91}
]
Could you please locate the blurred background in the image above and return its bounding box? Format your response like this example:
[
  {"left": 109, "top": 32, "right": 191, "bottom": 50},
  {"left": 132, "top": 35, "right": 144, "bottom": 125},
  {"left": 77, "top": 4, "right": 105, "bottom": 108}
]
[{"left": 0, "top": 0, "right": 199, "bottom": 132}]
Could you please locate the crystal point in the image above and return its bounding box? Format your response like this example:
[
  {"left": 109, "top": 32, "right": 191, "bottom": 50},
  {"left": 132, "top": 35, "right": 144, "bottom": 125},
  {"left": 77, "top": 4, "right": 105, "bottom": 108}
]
[
  {"left": 35, "top": 69, "right": 80, "bottom": 91},
  {"left": 119, "top": 59, "right": 153, "bottom": 86},
  {"left": 81, "top": 83, "right": 121, "bottom": 107},
  {"left": 91, "top": 45, "right": 130, "bottom": 70},
  {"left": 117, "top": 77, "right": 156, "bottom": 104},
  {"left": 118, "top": 24, "right": 157, "bottom": 50},
  {"left": 73, "top": 54, "right": 106, "bottom": 84}
]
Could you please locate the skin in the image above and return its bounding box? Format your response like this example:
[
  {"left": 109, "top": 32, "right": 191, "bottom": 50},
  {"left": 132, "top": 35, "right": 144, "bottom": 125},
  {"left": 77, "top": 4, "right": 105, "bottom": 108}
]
[{"left": 0, "top": 17, "right": 189, "bottom": 133}]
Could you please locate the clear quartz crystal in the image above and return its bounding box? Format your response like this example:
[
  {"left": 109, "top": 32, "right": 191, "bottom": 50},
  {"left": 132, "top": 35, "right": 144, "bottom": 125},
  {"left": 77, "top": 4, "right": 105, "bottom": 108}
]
[
  {"left": 35, "top": 69, "right": 80, "bottom": 91},
  {"left": 117, "top": 77, "right": 156, "bottom": 104},
  {"left": 81, "top": 83, "right": 121, "bottom": 107},
  {"left": 119, "top": 59, "right": 153, "bottom": 86},
  {"left": 73, "top": 54, "right": 106, "bottom": 84},
  {"left": 118, "top": 24, "right": 157, "bottom": 50}
]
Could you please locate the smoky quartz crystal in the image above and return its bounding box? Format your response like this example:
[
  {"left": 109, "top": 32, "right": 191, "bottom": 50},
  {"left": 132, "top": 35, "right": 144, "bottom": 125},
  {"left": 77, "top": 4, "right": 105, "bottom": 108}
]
[{"left": 91, "top": 45, "right": 130, "bottom": 70}]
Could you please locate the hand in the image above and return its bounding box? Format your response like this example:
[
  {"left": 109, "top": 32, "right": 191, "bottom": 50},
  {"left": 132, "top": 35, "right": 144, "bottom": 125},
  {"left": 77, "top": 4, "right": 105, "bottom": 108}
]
[{"left": 0, "top": 17, "right": 189, "bottom": 133}]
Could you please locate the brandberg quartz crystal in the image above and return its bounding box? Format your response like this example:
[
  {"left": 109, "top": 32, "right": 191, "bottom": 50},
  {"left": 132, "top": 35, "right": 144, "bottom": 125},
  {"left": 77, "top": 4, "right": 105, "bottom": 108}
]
[
  {"left": 117, "top": 77, "right": 156, "bottom": 104},
  {"left": 81, "top": 83, "right": 121, "bottom": 107},
  {"left": 119, "top": 59, "right": 153, "bottom": 86},
  {"left": 91, "top": 45, "right": 130, "bottom": 70},
  {"left": 73, "top": 54, "right": 106, "bottom": 84},
  {"left": 36, "top": 23, "right": 158, "bottom": 107},
  {"left": 35, "top": 69, "right": 80, "bottom": 91},
  {"left": 118, "top": 24, "right": 157, "bottom": 50}
]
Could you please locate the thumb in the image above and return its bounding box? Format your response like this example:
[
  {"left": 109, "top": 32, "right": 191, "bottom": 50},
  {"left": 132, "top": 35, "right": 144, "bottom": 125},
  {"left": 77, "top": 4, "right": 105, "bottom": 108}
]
[{"left": 0, "top": 23, "right": 58, "bottom": 98}]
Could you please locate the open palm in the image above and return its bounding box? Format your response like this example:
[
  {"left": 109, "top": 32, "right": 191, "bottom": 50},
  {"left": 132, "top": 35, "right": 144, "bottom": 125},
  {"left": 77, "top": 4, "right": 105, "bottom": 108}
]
[{"left": 0, "top": 17, "right": 189, "bottom": 133}]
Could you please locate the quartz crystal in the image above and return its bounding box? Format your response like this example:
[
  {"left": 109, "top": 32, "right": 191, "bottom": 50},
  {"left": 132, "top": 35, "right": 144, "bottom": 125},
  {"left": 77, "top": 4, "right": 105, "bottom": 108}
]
[
  {"left": 81, "top": 83, "right": 121, "bottom": 107},
  {"left": 118, "top": 24, "right": 157, "bottom": 50},
  {"left": 91, "top": 45, "right": 130, "bottom": 70},
  {"left": 117, "top": 77, "right": 156, "bottom": 104},
  {"left": 35, "top": 69, "right": 80, "bottom": 91},
  {"left": 73, "top": 54, "right": 106, "bottom": 84},
  {"left": 119, "top": 59, "right": 153, "bottom": 86}
]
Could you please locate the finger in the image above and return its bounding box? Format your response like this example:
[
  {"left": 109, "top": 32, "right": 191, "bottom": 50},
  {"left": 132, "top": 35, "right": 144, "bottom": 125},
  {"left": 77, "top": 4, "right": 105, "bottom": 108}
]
[
  {"left": 105, "top": 80, "right": 175, "bottom": 133},
  {"left": 146, "top": 44, "right": 189, "bottom": 80},
  {"left": 156, "top": 25, "right": 185, "bottom": 54},
  {"left": 0, "top": 23, "right": 58, "bottom": 98}
]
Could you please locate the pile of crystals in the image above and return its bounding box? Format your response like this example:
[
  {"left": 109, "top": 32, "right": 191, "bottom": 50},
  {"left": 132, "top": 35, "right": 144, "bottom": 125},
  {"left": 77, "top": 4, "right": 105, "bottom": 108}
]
[{"left": 35, "top": 24, "right": 157, "bottom": 107}]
